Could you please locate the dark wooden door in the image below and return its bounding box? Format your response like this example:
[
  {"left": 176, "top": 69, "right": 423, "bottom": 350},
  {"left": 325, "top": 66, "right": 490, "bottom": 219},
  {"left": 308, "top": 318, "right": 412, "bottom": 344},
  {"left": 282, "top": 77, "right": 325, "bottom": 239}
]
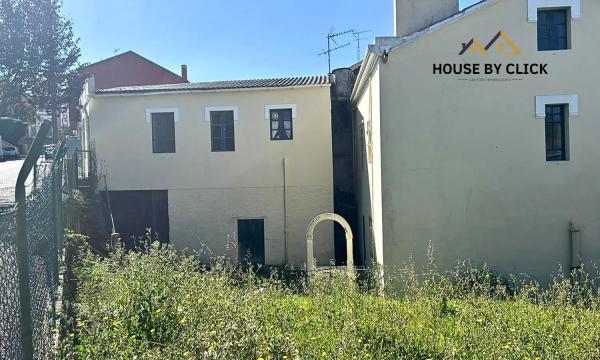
[
  {"left": 237, "top": 219, "right": 265, "bottom": 264},
  {"left": 108, "top": 190, "right": 169, "bottom": 248}
]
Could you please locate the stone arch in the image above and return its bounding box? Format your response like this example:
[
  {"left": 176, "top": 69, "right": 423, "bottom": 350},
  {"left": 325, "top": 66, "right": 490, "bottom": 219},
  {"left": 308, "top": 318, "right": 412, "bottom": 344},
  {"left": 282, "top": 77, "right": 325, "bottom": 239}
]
[{"left": 306, "top": 213, "right": 354, "bottom": 275}]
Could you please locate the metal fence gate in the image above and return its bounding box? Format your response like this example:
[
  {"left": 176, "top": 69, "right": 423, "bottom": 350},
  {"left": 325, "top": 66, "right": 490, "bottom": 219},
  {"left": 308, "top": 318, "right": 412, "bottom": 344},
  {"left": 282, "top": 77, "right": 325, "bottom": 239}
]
[{"left": 0, "top": 121, "right": 78, "bottom": 359}]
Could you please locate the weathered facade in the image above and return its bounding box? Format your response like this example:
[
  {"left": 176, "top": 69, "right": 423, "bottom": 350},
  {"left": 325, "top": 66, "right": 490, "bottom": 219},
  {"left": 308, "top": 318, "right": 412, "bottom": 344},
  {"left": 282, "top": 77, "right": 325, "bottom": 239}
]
[
  {"left": 80, "top": 76, "right": 334, "bottom": 266},
  {"left": 353, "top": 0, "right": 598, "bottom": 282},
  {"left": 330, "top": 65, "right": 361, "bottom": 265}
]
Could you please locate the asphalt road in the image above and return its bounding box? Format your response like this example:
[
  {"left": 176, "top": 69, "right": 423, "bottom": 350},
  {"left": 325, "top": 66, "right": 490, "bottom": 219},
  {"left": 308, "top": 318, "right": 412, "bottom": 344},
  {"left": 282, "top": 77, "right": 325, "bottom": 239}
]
[{"left": 0, "top": 159, "right": 28, "bottom": 206}]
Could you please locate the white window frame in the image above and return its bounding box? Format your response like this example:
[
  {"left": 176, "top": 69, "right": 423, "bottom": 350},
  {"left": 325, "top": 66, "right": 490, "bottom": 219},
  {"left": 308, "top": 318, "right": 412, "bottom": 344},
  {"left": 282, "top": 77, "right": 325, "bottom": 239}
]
[
  {"left": 264, "top": 104, "right": 297, "bottom": 120},
  {"left": 145, "top": 107, "right": 179, "bottom": 123},
  {"left": 205, "top": 106, "right": 239, "bottom": 122},
  {"left": 528, "top": 0, "right": 581, "bottom": 22},
  {"left": 535, "top": 95, "right": 578, "bottom": 118}
]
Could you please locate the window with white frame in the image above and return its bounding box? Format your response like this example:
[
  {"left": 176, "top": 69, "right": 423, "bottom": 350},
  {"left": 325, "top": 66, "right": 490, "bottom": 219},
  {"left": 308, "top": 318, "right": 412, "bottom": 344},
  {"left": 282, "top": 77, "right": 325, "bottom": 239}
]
[
  {"left": 544, "top": 104, "right": 568, "bottom": 161},
  {"left": 265, "top": 104, "right": 296, "bottom": 141},
  {"left": 146, "top": 108, "right": 178, "bottom": 154},
  {"left": 528, "top": 0, "right": 580, "bottom": 51},
  {"left": 537, "top": 9, "right": 569, "bottom": 50},
  {"left": 205, "top": 106, "right": 238, "bottom": 152},
  {"left": 210, "top": 110, "right": 235, "bottom": 152},
  {"left": 152, "top": 113, "right": 176, "bottom": 153},
  {"left": 535, "top": 95, "right": 578, "bottom": 162},
  {"left": 270, "top": 109, "right": 293, "bottom": 140}
]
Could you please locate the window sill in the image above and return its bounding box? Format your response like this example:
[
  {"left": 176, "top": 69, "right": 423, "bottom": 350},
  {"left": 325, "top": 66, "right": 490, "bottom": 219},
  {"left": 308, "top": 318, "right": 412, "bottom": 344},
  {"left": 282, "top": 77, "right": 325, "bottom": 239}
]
[{"left": 537, "top": 48, "right": 572, "bottom": 52}]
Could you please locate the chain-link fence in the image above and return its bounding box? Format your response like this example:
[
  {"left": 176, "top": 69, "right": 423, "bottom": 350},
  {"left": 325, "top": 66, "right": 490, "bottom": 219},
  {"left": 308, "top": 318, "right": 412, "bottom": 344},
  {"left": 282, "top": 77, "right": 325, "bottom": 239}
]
[
  {"left": 0, "top": 135, "right": 75, "bottom": 359},
  {"left": 0, "top": 206, "right": 21, "bottom": 358}
]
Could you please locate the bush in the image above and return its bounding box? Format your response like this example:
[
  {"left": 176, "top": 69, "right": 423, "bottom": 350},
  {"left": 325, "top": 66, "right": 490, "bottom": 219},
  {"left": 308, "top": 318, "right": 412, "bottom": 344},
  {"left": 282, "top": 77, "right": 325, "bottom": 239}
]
[
  {"left": 60, "top": 244, "right": 600, "bottom": 359},
  {"left": 63, "top": 191, "right": 87, "bottom": 231},
  {"left": 61, "top": 231, "right": 92, "bottom": 337}
]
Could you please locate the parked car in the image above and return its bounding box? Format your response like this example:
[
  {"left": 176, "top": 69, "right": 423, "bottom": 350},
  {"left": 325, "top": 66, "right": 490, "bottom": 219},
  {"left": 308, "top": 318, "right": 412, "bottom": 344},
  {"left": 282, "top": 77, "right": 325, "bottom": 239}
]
[
  {"left": 3, "top": 146, "right": 20, "bottom": 160},
  {"left": 44, "top": 145, "right": 56, "bottom": 160}
]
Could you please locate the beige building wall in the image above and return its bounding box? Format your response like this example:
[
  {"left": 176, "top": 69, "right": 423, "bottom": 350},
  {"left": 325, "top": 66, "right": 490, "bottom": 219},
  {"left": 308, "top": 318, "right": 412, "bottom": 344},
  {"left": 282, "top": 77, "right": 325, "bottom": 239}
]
[
  {"left": 357, "top": 0, "right": 600, "bottom": 282},
  {"left": 394, "top": 0, "right": 459, "bottom": 37},
  {"left": 83, "top": 86, "right": 334, "bottom": 266},
  {"left": 354, "top": 67, "right": 384, "bottom": 268}
]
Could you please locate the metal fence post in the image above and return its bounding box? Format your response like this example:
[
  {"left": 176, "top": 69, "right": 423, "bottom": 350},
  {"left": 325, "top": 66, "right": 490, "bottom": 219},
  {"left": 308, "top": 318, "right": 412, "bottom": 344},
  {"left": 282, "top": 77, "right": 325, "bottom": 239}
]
[
  {"left": 33, "top": 164, "right": 37, "bottom": 191},
  {"left": 15, "top": 121, "right": 51, "bottom": 360},
  {"left": 52, "top": 143, "right": 67, "bottom": 263}
]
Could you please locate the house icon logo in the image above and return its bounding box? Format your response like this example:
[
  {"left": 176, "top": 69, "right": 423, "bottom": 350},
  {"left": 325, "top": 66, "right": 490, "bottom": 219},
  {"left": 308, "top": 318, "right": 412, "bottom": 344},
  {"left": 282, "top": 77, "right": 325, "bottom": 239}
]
[{"left": 459, "top": 31, "right": 521, "bottom": 56}]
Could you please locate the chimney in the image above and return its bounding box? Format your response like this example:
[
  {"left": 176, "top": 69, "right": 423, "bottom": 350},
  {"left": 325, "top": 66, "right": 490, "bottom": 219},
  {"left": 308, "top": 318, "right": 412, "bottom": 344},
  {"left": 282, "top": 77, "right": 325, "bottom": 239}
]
[
  {"left": 181, "top": 64, "right": 188, "bottom": 82},
  {"left": 394, "top": 0, "right": 459, "bottom": 38}
]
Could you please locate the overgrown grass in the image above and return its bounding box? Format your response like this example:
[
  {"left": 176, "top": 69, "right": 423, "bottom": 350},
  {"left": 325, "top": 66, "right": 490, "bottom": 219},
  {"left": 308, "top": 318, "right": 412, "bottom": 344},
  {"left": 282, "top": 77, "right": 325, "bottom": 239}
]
[{"left": 60, "top": 244, "right": 600, "bottom": 359}]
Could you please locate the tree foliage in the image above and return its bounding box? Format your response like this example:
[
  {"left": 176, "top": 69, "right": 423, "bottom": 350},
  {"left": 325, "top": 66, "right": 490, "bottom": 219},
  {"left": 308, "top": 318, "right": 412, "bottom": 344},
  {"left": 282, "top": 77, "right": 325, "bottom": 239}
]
[
  {"left": 0, "top": 116, "right": 27, "bottom": 144},
  {"left": 0, "top": 0, "right": 39, "bottom": 122},
  {"left": 0, "top": 0, "right": 81, "bottom": 127}
]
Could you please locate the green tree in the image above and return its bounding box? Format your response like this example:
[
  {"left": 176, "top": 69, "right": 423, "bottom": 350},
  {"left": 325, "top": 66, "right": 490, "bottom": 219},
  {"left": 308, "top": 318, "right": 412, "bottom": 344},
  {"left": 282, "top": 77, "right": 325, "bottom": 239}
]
[
  {"left": 0, "top": 0, "right": 40, "bottom": 122},
  {"left": 30, "top": 0, "right": 81, "bottom": 141},
  {"left": 0, "top": 116, "right": 27, "bottom": 145},
  {"left": 0, "top": 0, "right": 81, "bottom": 139}
]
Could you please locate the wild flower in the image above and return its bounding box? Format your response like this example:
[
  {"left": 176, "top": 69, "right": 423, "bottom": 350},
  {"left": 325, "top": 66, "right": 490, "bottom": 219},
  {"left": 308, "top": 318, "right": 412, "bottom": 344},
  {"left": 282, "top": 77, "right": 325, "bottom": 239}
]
[{"left": 59, "top": 242, "right": 600, "bottom": 359}]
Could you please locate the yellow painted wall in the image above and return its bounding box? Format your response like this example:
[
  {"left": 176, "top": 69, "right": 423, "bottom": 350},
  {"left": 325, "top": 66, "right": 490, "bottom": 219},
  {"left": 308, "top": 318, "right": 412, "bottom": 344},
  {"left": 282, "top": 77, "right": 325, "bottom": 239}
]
[
  {"left": 358, "top": 0, "right": 600, "bottom": 282},
  {"left": 84, "top": 86, "right": 334, "bottom": 266},
  {"left": 354, "top": 66, "right": 384, "bottom": 268}
]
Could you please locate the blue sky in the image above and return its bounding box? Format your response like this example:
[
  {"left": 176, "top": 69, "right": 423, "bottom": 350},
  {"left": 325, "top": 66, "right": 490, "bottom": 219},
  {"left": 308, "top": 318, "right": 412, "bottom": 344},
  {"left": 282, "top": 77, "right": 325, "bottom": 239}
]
[{"left": 63, "top": 0, "right": 481, "bottom": 82}]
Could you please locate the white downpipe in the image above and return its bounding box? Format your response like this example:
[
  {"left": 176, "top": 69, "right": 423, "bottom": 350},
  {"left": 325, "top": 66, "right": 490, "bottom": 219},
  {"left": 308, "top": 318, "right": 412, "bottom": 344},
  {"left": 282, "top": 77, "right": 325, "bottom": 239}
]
[
  {"left": 283, "top": 157, "right": 289, "bottom": 265},
  {"left": 570, "top": 220, "right": 582, "bottom": 271}
]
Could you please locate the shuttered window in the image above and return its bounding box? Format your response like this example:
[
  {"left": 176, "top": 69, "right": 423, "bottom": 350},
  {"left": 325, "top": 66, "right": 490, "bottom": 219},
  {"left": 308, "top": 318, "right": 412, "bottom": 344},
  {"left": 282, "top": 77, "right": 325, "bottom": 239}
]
[
  {"left": 151, "top": 112, "right": 176, "bottom": 153},
  {"left": 210, "top": 110, "right": 235, "bottom": 152}
]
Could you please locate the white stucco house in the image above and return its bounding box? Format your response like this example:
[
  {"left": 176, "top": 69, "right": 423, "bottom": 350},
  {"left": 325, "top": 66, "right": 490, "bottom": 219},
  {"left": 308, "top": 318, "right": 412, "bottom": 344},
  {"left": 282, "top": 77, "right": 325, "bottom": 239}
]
[{"left": 353, "top": 0, "right": 599, "bottom": 282}]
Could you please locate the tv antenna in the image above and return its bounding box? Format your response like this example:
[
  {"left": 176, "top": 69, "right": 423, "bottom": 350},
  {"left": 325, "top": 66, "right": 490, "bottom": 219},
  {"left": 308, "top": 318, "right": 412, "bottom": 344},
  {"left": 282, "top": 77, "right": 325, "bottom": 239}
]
[
  {"left": 353, "top": 30, "right": 372, "bottom": 61},
  {"left": 318, "top": 28, "right": 355, "bottom": 74}
]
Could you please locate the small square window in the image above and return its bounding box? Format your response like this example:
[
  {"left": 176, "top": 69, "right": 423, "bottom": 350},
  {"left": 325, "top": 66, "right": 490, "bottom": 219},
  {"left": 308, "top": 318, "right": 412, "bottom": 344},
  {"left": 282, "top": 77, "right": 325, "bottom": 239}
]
[
  {"left": 151, "top": 112, "right": 176, "bottom": 153},
  {"left": 545, "top": 104, "right": 568, "bottom": 161},
  {"left": 537, "top": 9, "right": 570, "bottom": 51},
  {"left": 210, "top": 110, "right": 235, "bottom": 152},
  {"left": 270, "top": 109, "right": 293, "bottom": 140}
]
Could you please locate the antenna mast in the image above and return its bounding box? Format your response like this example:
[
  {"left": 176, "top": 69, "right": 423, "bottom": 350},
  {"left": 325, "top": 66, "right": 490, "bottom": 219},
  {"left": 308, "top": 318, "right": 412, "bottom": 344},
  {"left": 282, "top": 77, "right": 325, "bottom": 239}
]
[
  {"left": 353, "top": 30, "right": 372, "bottom": 61},
  {"left": 318, "top": 29, "right": 354, "bottom": 74}
]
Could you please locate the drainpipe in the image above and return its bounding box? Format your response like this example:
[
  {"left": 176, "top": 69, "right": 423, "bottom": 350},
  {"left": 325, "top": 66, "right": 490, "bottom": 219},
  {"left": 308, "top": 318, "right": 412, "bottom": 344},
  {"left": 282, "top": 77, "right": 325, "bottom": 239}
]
[
  {"left": 569, "top": 220, "right": 582, "bottom": 273},
  {"left": 283, "top": 157, "right": 289, "bottom": 265},
  {"left": 103, "top": 174, "right": 118, "bottom": 251}
]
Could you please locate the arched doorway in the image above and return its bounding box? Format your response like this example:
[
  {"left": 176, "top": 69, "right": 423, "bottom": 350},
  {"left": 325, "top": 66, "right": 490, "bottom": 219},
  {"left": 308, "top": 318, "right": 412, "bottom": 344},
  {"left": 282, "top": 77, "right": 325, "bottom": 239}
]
[{"left": 305, "top": 213, "right": 354, "bottom": 275}]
